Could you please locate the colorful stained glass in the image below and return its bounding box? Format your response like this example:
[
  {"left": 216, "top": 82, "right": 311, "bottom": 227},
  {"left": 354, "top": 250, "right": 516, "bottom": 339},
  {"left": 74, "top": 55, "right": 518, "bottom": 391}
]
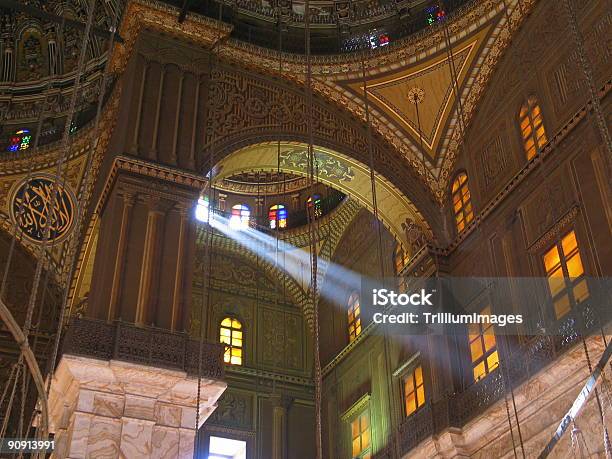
[
  {"left": 7, "top": 129, "right": 32, "bottom": 152},
  {"left": 230, "top": 204, "right": 250, "bottom": 230},
  {"left": 269, "top": 204, "right": 287, "bottom": 229}
]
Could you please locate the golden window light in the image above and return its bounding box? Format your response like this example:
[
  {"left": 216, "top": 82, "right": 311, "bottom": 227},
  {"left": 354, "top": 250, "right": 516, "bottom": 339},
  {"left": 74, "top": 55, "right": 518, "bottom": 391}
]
[
  {"left": 543, "top": 230, "right": 588, "bottom": 319},
  {"left": 519, "top": 96, "right": 547, "bottom": 160},
  {"left": 351, "top": 412, "right": 371, "bottom": 458},
  {"left": 347, "top": 292, "right": 362, "bottom": 342},
  {"left": 451, "top": 172, "right": 474, "bottom": 233},
  {"left": 404, "top": 365, "right": 425, "bottom": 416},
  {"left": 220, "top": 317, "right": 243, "bottom": 365},
  {"left": 468, "top": 306, "right": 499, "bottom": 382}
]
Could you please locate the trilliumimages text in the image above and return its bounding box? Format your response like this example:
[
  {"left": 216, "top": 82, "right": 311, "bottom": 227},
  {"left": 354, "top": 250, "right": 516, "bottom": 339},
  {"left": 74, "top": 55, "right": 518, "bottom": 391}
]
[{"left": 371, "top": 288, "right": 524, "bottom": 327}]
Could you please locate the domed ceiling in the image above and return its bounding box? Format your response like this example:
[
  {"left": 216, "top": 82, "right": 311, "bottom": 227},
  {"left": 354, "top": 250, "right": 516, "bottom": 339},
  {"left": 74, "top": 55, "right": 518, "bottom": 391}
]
[
  {"left": 167, "top": 0, "right": 472, "bottom": 54},
  {"left": 0, "top": 0, "right": 125, "bottom": 150}
]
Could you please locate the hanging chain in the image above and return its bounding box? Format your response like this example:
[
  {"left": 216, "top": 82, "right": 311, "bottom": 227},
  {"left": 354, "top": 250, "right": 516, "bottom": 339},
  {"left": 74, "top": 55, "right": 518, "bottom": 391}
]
[
  {"left": 303, "top": 0, "right": 323, "bottom": 455},
  {"left": 561, "top": 0, "right": 612, "bottom": 172}
]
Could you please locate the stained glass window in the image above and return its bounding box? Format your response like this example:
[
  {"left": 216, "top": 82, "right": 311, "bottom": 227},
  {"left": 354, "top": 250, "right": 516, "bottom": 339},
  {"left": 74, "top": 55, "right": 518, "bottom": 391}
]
[
  {"left": 425, "top": 5, "right": 446, "bottom": 25},
  {"left": 404, "top": 365, "right": 425, "bottom": 416},
  {"left": 220, "top": 317, "right": 243, "bottom": 365},
  {"left": 351, "top": 412, "right": 371, "bottom": 459},
  {"left": 451, "top": 172, "right": 473, "bottom": 233},
  {"left": 307, "top": 194, "right": 322, "bottom": 219},
  {"left": 230, "top": 204, "right": 250, "bottom": 230},
  {"left": 269, "top": 204, "right": 287, "bottom": 229},
  {"left": 7, "top": 129, "right": 32, "bottom": 152},
  {"left": 543, "top": 230, "right": 588, "bottom": 319},
  {"left": 469, "top": 306, "right": 499, "bottom": 382},
  {"left": 195, "top": 196, "right": 210, "bottom": 223},
  {"left": 348, "top": 292, "right": 362, "bottom": 342},
  {"left": 520, "top": 96, "right": 547, "bottom": 160}
]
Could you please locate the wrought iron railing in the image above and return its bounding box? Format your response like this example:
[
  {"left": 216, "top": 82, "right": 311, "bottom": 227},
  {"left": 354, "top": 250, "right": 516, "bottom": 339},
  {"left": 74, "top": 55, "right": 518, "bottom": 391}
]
[
  {"left": 397, "top": 299, "right": 608, "bottom": 455},
  {"left": 61, "top": 317, "right": 225, "bottom": 380}
]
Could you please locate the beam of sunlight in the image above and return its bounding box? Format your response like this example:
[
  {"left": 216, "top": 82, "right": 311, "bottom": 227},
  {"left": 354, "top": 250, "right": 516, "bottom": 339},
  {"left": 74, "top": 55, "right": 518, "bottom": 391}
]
[{"left": 202, "top": 212, "right": 367, "bottom": 308}]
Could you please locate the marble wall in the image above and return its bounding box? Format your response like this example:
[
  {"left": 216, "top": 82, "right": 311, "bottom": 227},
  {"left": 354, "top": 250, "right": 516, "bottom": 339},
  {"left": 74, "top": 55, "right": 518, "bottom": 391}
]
[
  {"left": 48, "top": 355, "right": 226, "bottom": 458},
  {"left": 404, "top": 335, "right": 612, "bottom": 458}
]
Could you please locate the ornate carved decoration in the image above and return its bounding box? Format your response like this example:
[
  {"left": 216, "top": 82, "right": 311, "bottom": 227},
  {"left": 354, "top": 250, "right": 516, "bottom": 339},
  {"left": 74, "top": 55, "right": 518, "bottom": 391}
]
[
  {"left": 477, "top": 135, "right": 508, "bottom": 191},
  {"left": 339, "top": 392, "right": 370, "bottom": 422},
  {"left": 279, "top": 148, "right": 355, "bottom": 182},
  {"left": 528, "top": 205, "right": 580, "bottom": 254},
  {"left": 10, "top": 175, "right": 77, "bottom": 243},
  {"left": 208, "top": 390, "right": 252, "bottom": 429}
]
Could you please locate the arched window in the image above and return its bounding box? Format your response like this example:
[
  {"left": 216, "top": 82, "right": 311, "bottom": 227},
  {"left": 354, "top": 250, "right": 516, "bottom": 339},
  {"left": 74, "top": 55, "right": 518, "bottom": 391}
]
[
  {"left": 7, "top": 129, "right": 32, "bottom": 152},
  {"left": 307, "top": 194, "right": 322, "bottom": 219},
  {"left": 451, "top": 172, "right": 473, "bottom": 233},
  {"left": 348, "top": 292, "right": 362, "bottom": 342},
  {"left": 220, "top": 317, "right": 243, "bottom": 365},
  {"left": 268, "top": 204, "right": 287, "bottom": 229},
  {"left": 195, "top": 196, "right": 210, "bottom": 223},
  {"left": 519, "top": 96, "right": 547, "bottom": 160},
  {"left": 229, "top": 204, "right": 250, "bottom": 230}
]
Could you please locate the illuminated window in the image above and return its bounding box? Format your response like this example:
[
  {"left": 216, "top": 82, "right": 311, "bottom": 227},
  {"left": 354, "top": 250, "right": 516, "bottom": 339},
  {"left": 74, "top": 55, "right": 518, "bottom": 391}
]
[
  {"left": 543, "top": 230, "right": 589, "bottom": 319},
  {"left": 425, "top": 5, "right": 445, "bottom": 25},
  {"left": 468, "top": 306, "right": 499, "bottom": 382},
  {"left": 348, "top": 292, "right": 362, "bottom": 342},
  {"left": 451, "top": 172, "right": 474, "bottom": 233},
  {"left": 195, "top": 196, "right": 210, "bottom": 222},
  {"left": 268, "top": 204, "right": 287, "bottom": 229},
  {"left": 394, "top": 244, "right": 410, "bottom": 274},
  {"left": 403, "top": 365, "right": 425, "bottom": 416},
  {"left": 7, "top": 129, "right": 32, "bottom": 152},
  {"left": 306, "top": 194, "right": 322, "bottom": 219},
  {"left": 520, "top": 96, "right": 547, "bottom": 160},
  {"left": 220, "top": 317, "right": 243, "bottom": 365},
  {"left": 229, "top": 204, "right": 250, "bottom": 230},
  {"left": 351, "top": 412, "right": 371, "bottom": 459}
]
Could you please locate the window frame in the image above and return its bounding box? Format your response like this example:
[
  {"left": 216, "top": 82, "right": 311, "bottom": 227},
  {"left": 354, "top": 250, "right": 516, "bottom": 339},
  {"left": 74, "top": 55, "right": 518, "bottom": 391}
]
[
  {"left": 229, "top": 203, "right": 251, "bottom": 230},
  {"left": 402, "top": 364, "right": 426, "bottom": 417},
  {"left": 519, "top": 96, "right": 548, "bottom": 161},
  {"left": 268, "top": 203, "right": 287, "bottom": 229},
  {"left": 349, "top": 410, "right": 371, "bottom": 459},
  {"left": 219, "top": 316, "right": 244, "bottom": 366},
  {"left": 347, "top": 292, "right": 362, "bottom": 343},
  {"left": 451, "top": 171, "right": 474, "bottom": 233},
  {"left": 306, "top": 194, "right": 322, "bottom": 219},
  {"left": 541, "top": 229, "right": 589, "bottom": 320},
  {"left": 467, "top": 305, "right": 499, "bottom": 383}
]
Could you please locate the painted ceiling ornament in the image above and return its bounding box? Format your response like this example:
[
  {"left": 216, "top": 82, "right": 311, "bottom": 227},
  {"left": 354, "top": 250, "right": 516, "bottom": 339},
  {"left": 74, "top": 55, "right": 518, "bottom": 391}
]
[
  {"left": 279, "top": 148, "right": 355, "bottom": 182},
  {"left": 10, "top": 175, "right": 77, "bottom": 243},
  {"left": 407, "top": 86, "right": 425, "bottom": 105}
]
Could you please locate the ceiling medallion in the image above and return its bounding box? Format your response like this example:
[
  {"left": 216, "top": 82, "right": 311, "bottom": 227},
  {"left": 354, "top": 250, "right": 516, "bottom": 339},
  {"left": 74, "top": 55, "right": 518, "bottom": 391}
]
[
  {"left": 10, "top": 175, "right": 77, "bottom": 243},
  {"left": 407, "top": 87, "right": 425, "bottom": 105}
]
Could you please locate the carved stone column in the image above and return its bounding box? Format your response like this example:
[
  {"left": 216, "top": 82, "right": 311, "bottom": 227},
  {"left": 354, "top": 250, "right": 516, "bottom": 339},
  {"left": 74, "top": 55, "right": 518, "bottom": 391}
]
[
  {"left": 57, "top": 158, "right": 223, "bottom": 458},
  {"left": 270, "top": 394, "right": 292, "bottom": 459},
  {"left": 88, "top": 158, "right": 204, "bottom": 330}
]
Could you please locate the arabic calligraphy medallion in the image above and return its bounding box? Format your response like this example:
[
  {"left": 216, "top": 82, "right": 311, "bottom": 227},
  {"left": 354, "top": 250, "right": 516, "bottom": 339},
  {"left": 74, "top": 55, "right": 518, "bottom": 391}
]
[{"left": 11, "top": 176, "right": 76, "bottom": 243}]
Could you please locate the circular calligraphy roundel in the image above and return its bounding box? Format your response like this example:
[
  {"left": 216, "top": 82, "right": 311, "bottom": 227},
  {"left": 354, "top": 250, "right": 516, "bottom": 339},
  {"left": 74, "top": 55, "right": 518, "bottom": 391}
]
[{"left": 11, "top": 176, "right": 76, "bottom": 243}]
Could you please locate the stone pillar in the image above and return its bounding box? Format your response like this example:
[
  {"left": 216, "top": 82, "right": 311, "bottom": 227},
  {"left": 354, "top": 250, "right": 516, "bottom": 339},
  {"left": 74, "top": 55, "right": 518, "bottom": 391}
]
[
  {"left": 88, "top": 161, "right": 203, "bottom": 330},
  {"left": 48, "top": 355, "right": 225, "bottom": 459},
  {"left": 60, "top": 158, "right": 224, "bottom": 458},
  {"left": 270, "top": 394, "right": 292, "bottom": 459}
]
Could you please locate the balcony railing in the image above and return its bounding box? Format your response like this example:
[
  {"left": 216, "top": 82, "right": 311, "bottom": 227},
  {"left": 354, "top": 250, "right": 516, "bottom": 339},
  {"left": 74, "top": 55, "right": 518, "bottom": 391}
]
[
  {"left": 61, "top": 317, "right": 225, "bottom": 380},
  {"left": 398, "top": 300, "right": 607, "bottom": 454}
]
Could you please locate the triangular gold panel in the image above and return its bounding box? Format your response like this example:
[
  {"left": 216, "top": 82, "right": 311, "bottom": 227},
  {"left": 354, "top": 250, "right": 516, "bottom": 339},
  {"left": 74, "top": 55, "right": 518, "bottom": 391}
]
[{"left": 345, "top": 29, "right": 487, "bottom": 159}]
